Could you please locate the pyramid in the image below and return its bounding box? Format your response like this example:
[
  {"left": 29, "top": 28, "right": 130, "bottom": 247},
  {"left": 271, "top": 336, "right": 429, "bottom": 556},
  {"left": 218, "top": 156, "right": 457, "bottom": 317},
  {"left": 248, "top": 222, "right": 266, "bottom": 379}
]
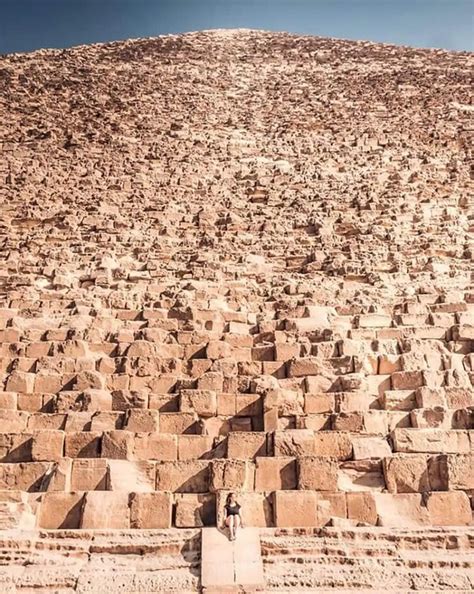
[{"left": 0, "top": 30, "right": 472, "bottom": 592}]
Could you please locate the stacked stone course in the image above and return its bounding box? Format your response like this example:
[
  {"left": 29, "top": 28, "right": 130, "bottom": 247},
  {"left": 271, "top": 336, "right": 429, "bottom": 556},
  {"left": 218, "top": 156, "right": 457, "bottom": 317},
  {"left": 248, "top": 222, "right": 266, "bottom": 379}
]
[{"left": 0, "top": 28, "right": 472, "bottom": 591}]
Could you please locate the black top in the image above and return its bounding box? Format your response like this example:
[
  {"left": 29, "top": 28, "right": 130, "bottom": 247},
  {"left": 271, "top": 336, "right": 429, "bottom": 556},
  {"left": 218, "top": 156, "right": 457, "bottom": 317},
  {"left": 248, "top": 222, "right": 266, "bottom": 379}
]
[{"left": 224, "top": 502, "right": 241, "bottom": 516}]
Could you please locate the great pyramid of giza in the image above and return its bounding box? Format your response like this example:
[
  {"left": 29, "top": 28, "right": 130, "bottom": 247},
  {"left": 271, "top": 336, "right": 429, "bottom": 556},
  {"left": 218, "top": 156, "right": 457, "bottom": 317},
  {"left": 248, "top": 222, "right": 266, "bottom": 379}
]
[{"left": 0, "top": 29, "right": 472, "bottom": 592}]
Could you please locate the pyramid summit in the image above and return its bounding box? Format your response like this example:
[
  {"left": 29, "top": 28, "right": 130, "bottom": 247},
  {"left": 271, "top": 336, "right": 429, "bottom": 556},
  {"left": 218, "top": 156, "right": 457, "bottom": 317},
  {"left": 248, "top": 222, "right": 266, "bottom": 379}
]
[{"left": 0, "top": 30, "right": 473, "bottom": 592}]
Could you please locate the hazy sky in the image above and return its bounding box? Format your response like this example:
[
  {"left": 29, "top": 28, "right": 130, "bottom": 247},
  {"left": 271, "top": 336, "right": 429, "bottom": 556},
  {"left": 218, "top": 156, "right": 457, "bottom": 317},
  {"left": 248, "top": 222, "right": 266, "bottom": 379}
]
[{"left": 0, "top": 0, "right": 473, "bottom": 55}]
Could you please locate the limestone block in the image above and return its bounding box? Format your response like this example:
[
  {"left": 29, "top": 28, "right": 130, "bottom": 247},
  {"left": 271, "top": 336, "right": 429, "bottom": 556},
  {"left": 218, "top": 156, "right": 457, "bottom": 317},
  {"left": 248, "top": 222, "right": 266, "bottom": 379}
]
[
  {"left": 391, "top": 371, "right": 424, "bottom": 390},
  {"left": 255, "top": 456, "right": 297, "bottom": 490},
  {"left": 425, "top": 491, "right": 472, "bottom": 526},
  {"left": 304, "top": 393, "right": 335, "bottom": 414},
  {"left": 287, "top": 357, "right": 330, "bottom": 378},
  {"left": 81, "top": 491, "right": 129, "bottom": 529},
  {"left": 378, "top": 355, "right": 402, "bottom": 374},
  {"left": 65, "top": 431, "right": 102, "bottom": 458},
  {"left": 366, "top": 374, "right": 391, "bottom": 397},
  {"left": 80, "top": 389, "right": 112, "bottom": 411},
  {"left": 338, "top": 460, "right": 385, "bottom": 492},
  {"left": 101, "top": 430, "right": 134, "bottom": 459},
  {"left": 74, "top": 371, "right": 105, "bottom": 391},
  {"left": 347, "top": 492, "right": 377, "bottom": 525},
  {"left": 374, "top": 493, "right": 430, "bottom": 527},
  {"left": 44, "top": 457, "right": 72, "bottom": 491},
  {"left": 358, "top": 314, "right": 392, "bottom": 328},
  {"left": 313, "top": 432, "right": 353, "bottom": 460},
  {"left": 133, "top": 433, "right": 178, "bottom": 461},
  {"left": 129, "top": 492, "right": 172, "bottom": 528},
  {"left": 273, "top": 491, "right": 318, "bottom": 528},
  {"left": 305, "top": 374, "right": 335, "bottom": 393},
  {"left": 180, "top": 389, "right": 217, "bottom": 417},
  {"left": 380, "top": 390, "right": 416, "bottom": 411},
  {"left": 0, "top": 392, "right": 17, "bottom": 410},
  {"left": 235, "top": 394, "right": 262, "bottom": 416},
  {"left": 123, "top": 408, "right": 159, "bottom": 432},
  {"left": 274, "top": 429, "right": 315, "bottom": 457},
  {"left": 410, "top": 407, "right": 452, "bottom": 429},
  {"left": 332, "top": 412, "right": 364, "bottom": 432},
  {"left": 159, "top": 412, "right": 198, "bottom": 434},
  {"left": 362, "top": 411, "right": 389, "bottom": 434},
  {"left": 177, "top": 435, "right": 215, "bottom": 460},
  {"left": 38, "top": 492, "right": 84, "bottom": 529},
  {"left": 210, "top": 459, "right": 255, "bottom": 492},
  {"left": 0, "top": 410, "right": 29, "bottom": 432},
  {"left": 392, "top": 428, "right": 470, "bottom": 454},
  {"left": 175, "top": 493, "right": 216, "bottom": 527},
  {"left": 383, "top": 455, "right": 430, "bottom": 493},
  {"left": 206, "top": 340, "right": 232, "bottom": 359},
  {"left": 352, "top": 437, "right": 392, "bottom": 460},
  {"left": 35, "top": 372, "right": 65, "bottom": 394},
  {"left": 274, "top": 343, "right": 301, "bottom": 361},
  {"left": 273, "top": 491, "right": 344, "bottom": 527},
  {"left": 297, "top": 456, "right": 338, "bottom": 491},
  {"left": 107, "top": 460, "right": 155, "bottom": 492},
  {"left": 415, "top": 387, "right": 447, "bottom": 408},
  {"left": 0, "top": 462, "right": 50, "bottom": 491},
  {"left": 71, "top": 459, "right": 108, "bottom": 491},
  {"left": 444, "top": 453, "right": 474, "bottom": 490},
  {"left": 31, "top": 430, "right": 64, "bottom": 462},
  {"left": 156, "top": 460, "right": 210, "bottom": 493},
  {"left": 299, "top": 414, "right": 332, "bottom": 431},
  {"left": 90, "top": 411, "right": 124, "bottom": 431},
  {"left": 227, "top": 432, "right": 268, "bottom": 459},
  {"left": 5, "top": 371, "right": 35, "bottom": 393},
  {"left": 217, "top": 392, "right": 236, "bottom": 416}
]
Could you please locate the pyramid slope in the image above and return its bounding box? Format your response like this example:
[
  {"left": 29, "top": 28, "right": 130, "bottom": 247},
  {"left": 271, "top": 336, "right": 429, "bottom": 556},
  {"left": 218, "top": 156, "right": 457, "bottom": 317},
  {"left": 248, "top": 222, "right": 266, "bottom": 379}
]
[{"left": 0, "top": 29, "right": 473, "bottom": 592}]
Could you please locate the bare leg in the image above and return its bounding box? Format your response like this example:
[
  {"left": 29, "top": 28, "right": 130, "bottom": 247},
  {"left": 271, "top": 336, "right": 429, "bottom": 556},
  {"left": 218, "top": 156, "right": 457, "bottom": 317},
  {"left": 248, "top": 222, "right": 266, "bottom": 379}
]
[
  {"left": 229, "top": 516, "right": 235, "bottom": 540},
  {"left": 234, "top": 514, "right": 241, "bottom": 538}
]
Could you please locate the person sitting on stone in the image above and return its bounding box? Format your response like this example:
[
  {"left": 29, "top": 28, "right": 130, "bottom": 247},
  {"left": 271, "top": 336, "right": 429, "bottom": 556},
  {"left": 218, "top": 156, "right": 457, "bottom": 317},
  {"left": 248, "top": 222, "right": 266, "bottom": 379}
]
[{"left": 224, "top": 492, "right": 243, "bottom": 540}]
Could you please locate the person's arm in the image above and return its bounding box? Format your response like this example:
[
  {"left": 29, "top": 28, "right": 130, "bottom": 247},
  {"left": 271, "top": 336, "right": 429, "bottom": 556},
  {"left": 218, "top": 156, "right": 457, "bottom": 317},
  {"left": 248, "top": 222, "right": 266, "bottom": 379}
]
[{"left": 239, "top": 508, "right": 244, "bottom": 528}]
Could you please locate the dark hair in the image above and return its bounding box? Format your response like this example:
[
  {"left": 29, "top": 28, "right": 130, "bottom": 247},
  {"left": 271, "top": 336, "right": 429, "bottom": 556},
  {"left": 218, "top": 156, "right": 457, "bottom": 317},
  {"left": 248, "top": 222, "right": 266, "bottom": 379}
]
[{"left": 226, "top": 492, "right": 235, "bottom": 505}]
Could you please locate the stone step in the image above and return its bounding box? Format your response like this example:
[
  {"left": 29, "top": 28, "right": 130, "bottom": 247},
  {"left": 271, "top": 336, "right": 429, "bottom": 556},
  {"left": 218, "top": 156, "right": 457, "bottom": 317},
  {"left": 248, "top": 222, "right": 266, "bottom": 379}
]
[{"left": 201, "top": 527, "right": 265, "bottom": 591}]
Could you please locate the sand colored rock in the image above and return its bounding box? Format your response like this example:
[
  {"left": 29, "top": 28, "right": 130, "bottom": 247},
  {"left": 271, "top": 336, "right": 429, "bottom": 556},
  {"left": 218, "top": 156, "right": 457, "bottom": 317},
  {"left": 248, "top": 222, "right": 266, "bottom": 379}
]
[{"left": 0, "top": 27, "right": 472, "bottom": 591}]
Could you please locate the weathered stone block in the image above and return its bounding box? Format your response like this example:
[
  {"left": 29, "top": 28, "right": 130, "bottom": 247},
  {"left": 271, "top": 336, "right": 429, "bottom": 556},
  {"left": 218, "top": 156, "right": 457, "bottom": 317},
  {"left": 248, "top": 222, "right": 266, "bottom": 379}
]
[
  {"left": 374, "top": 493, "right": 430, "bottom": 527},
  {"left": 297, "top": 456, "right": 338, "bottom": 491},
  {"left": 313, "top": 432, "right": 352, "bottom": 460},
  {"left": 81, "top": 491, "right": 129, "bottom": 529},
  {"left": 156, "top": 460, "right": 210, "bottom": 493},
  {"left": 65, "top": 431, "right": 102, "bottom": 458},
  {"left": 71, "top": 459, "right": 107, "bottom": 491},
  {"left": 274, "top": 429, "right": 315, "bottom": 457},
  {"left": 392, "top": 428, "right": 470, "bottom": 454},
  {"left": 227, "top": 432, "right": 268, "bottom": 459},
  {"left": 133, "top": 433, "right": 178, "bottom": 461},
  {"left": 31, "top": 430, "right": 64, "bottom": 462},
  {"left": 425, "top": 491, "right": 471, "bottom": 526},
  {"left": 107, "top": 460, "right": 155, "bottom": 492},
  {"left": 175, "top": 493, "right": 216, "bottom": 527},
  {"left": 254, "top": 456, "right": 297, "bottom": 491},
  {"left": 129, "top": 492, "right": 172, "bottom": 528},
  {"left": 180, "top": 390, "right": 217, "bottom": 417},
  {"left": 383, "top": 455, "right": 430, "bottom": 493},
  {"left": 38, "top": 492, "right": 84, "bottom": 529},
  {"left": 210, "top": 459, "right": 255, "bottom": 492},
  {"left": 273, "top": 491, "right": 342, "bottom": 527},
  {"left": 347, "top": 492, "right": 377, "bottom": 525},
  {"left": 123, "top": 408, "right": 159, "bottom": 432}
]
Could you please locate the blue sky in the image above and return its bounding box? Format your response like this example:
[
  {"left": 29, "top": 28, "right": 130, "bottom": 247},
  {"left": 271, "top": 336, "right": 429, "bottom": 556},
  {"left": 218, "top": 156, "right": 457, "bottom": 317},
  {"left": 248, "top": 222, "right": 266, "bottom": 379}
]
[{"left": 0, "top": 0, "right": 472, "bottom": 55}]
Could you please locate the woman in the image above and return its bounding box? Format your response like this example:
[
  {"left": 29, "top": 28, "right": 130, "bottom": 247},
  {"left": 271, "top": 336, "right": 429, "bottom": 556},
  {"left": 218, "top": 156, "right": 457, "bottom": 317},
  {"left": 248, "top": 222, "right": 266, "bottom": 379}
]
[{"left": 224, "top": 492, "right": 244, "bottom": 540}]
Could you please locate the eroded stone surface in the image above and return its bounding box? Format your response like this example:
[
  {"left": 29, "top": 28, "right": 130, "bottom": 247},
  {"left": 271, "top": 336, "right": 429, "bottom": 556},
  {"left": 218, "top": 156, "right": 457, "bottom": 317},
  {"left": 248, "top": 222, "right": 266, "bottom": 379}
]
[{"left": 0, "top": 27, "right": 473, "bottom": 591}]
